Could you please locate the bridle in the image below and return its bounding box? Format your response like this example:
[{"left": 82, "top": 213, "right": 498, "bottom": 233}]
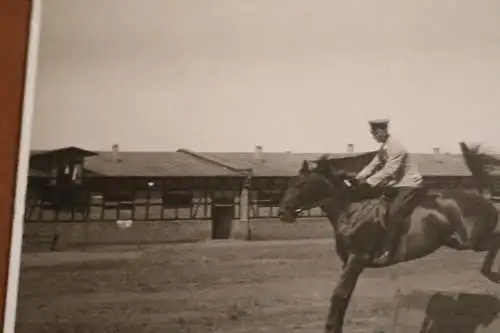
[{"left": 291, "top": 170, "right": 353, "bottom": 215}]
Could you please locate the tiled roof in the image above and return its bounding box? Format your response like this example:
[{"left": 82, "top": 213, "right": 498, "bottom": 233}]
[{"left": 82, "top": 151, "right": 244, "bottom": 177}]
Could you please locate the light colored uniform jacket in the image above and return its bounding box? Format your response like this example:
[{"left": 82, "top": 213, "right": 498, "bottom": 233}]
[{"left": 355, "top": 136, "right": 423, "bottom": 188}]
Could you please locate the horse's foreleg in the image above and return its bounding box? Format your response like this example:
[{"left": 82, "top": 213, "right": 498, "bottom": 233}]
[
  {"left": 324, "top": 254, "right": 366, "bottom": 333},
  {"left": 335, "top": 237, "right": 349, "bottom": 265},
  {"left": 481, "top": 241, "right": 500, "bottom": 283}
]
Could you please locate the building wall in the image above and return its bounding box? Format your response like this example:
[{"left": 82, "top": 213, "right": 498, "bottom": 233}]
[
  {"left": 24, "top": 175, "right": 473, "bottom": 222},
  {"left": 422, "top": 175, "right": 472, "bottom": 189},
  {"left": 22, "top": 218, "right": 333, "bottom": 252},
  {"left": 22, "top": 175, "right": 482, "bottom": 252}
]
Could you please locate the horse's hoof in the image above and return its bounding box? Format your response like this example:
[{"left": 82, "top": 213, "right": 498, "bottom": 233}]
[
  {"left": 486, "top": 274, "right": 500, "bottom": 284},
  {"left": 481, "top": 269, "right": 500, "bottom": 283}
]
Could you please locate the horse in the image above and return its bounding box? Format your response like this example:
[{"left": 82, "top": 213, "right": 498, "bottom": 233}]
[{"left": 277, "top": 152, "right": 500, "bottom": 333}]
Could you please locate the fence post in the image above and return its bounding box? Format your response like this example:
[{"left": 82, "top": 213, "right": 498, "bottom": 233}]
[
  {"left": 232, "top": 173, "right": 251, "bottom": 240},
  {"left": 240, "top": 176, "right": 250, "bottom": 222}
]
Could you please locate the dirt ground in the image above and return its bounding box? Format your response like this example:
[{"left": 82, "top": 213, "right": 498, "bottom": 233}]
[{"left": 14, "top": 238, "right": 500, "bottom": 333}]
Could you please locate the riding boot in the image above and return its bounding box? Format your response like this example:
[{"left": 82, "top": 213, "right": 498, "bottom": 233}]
[
  {"left": 373, "top": 212, "right": 401, "bottom": 265},
  {"left": 373, "top": 187, "right": 418, "bottom": 265},
  {"left": 372, "top": 226, "right": 398, "bottom": 265}
]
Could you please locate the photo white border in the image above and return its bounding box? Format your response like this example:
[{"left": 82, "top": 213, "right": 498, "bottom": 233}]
[{"left": 3, "top": 0, "right": 43, "bottom": 332}]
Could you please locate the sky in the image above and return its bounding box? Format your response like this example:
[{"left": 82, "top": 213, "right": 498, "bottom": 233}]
[{"left": 29, "top": 0, "right": 500, "bottom": 153}]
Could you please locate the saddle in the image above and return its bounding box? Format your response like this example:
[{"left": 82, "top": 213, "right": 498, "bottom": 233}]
[
  {"left": 345, "top": 178, "right": 428, "bottom": 230},
  {"left": 379, "top": 187, "right": 429, "bottom": 229}
]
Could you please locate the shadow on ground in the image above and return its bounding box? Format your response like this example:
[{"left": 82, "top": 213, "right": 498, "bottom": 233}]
[{"left": 396, "top": 291, "right": 500, "bottom": 333}]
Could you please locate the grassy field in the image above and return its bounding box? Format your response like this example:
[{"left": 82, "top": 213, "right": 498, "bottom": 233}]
[{"left": 15, "top": 238, "right": 500, "bottom": 333}]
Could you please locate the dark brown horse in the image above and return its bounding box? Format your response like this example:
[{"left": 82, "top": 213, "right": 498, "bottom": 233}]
[{"left": 277, "top": 145, "right": 500, "bottom": 333}]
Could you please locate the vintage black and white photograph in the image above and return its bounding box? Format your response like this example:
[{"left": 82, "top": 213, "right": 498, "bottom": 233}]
[{"left": 14, "top": 0, "right": 500, "bottom": 332}]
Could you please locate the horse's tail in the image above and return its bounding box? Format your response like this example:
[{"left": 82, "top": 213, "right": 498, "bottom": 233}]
[{"left": 459, "top": 142, "right": 499, "bottom": 194}]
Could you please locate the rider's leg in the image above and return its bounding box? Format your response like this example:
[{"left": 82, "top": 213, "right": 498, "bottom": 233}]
[{"left": 373, "top": 187, "right": 420, "bottom": 265}]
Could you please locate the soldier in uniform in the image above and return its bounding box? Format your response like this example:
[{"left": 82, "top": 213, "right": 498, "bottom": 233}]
[{"left": 355, "top": 119, "right": 423, "bottom": 265}]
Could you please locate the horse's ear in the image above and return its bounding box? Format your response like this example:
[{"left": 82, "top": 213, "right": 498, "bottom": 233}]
[
  {"left": 318, "top": 154, "right": 330, "bottom": 162},
  {"left": 299, "top": 160, "right": 310, "bottom": 174}
]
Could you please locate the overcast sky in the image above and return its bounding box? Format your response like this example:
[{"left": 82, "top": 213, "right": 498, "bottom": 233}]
[{"left": 30, "top": 0, "right": 500, "bottom": 153}]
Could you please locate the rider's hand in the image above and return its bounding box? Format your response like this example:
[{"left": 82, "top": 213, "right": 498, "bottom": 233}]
[
  {"left": 348, "top": 178, "right": 359, "bottom": 187},
  {"left": 358, "top": 179, "right": 374, "bottom": 190}
]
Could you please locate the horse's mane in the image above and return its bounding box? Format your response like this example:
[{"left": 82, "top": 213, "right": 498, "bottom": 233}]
[
  {"left": 312, "top": 151, "right": 378, "bottom": 173},
  {"left": 300, "top": 154, "right": 387, "bottom": 234},
  {"left": 310, "top": 152, "right": 374, "bottom": 179}
]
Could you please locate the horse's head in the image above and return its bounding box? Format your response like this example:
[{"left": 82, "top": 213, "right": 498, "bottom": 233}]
[{"left": 278, "top": 155, "right": 352, "bottom": 223}]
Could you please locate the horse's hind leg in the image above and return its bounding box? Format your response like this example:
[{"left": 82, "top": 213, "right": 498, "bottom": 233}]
[{"left": 481, "top": 241, "right": 500, "bottom": 283}]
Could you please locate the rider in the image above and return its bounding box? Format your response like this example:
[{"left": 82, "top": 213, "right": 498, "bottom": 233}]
[{"left": 355, "top": 119, "right": 423, "bottom": 265}]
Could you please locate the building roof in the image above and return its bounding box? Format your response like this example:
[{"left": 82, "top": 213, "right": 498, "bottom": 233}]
[
  {"left": 179, "top": 151, "right": 344, "bottom": 177},
  {"left": 411, "top": 153, "right": 472, "bottom": 177},
  {"left": 30, "top": 146, "right": 500, "bottom": 178},
  {"left": 30, "top": 146, "right": 98, "bottom": 159},
  {"left": 83, "top": 151, "right": 244, "bottom": 177},
  {"left": 187, "top": 151, "right": 476, "bottom": 177},
  {"left": 180, "top": 150, "right": 331, "bottom": 177}
]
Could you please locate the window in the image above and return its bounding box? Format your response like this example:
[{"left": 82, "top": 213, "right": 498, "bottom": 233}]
[
  {"left": 212, "top": 190, "right": 237, "bottom": 205},
  {"left": 50, "top": 167, "right": 57, "bottom": 185},
  {"left": 162, "top": 190, "right": 193, "bottom": 208},
  {"left": 254, "top": 189, "right": 284, "bottom": 205}
]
